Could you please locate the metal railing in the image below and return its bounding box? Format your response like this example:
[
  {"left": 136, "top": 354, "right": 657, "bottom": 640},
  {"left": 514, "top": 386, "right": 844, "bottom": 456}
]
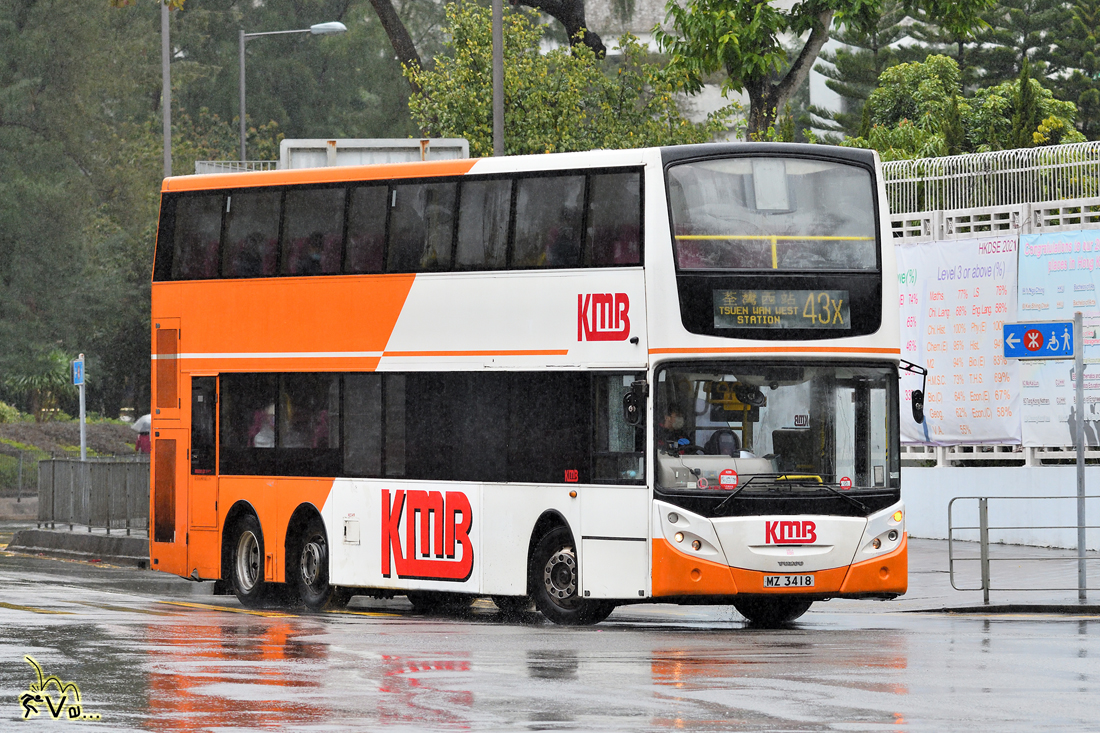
[
  {"left": 948, "top": 495, "right": 1100, "bottom": 603},
  {"left": 37, "top": 458, "right": 150, "bottom": 535},
  {"left": 194, "top": 160, "right": 278, "bottom": 175},
  {"left": 883, "top": 142, "right": 1100, "bottom": 215}
]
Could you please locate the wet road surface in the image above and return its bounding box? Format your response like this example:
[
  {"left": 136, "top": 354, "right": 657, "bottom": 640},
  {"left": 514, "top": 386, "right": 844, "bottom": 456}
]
[{"left": 1, "top": 550, "right": 1098, "bottom": 731}]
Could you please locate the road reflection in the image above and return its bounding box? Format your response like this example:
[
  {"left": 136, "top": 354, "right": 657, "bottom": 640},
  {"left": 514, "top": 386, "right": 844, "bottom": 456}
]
[{"left": 144, "top": 618, "right": 328, "bottom": 730}]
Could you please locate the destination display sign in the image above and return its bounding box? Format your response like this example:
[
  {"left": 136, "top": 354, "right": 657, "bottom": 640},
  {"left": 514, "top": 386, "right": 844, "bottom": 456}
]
[{"left": 713, "top": 289, "right": 850, "bottom": 329}]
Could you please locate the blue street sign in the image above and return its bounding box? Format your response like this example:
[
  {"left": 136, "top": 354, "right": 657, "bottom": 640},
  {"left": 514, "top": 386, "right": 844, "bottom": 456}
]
[
  {"left": 1003, "top": 321, "right": 1075, "bottom": 359},
  {"left": 72, "top": 359, "right": 84, "bottom": 386}
]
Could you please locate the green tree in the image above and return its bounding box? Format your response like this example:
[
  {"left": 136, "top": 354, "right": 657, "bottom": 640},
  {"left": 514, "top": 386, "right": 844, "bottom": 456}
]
[
  {"left": 655, "top": 0, "right": 991, "bottom": 138},
  {"left": 406, "top": 2, "right": 737, "bottom": 158},
  {"left": 1048, "top": 0, "right": 1100, "bottom": 140},
  {"left": 966, "top": 0, "right": 1070, "bottom": 88},
  {"left": 845, "top": 54, "right": 1086, "bottom": 159},
  {"left": 2, "top": 350, "right": 76, "bottom": 422},
  {"left": 811, "top": 0, "right": 927, "bottom": 139}
]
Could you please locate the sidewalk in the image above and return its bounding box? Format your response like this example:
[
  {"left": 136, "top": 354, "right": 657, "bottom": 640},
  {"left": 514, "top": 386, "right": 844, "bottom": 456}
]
[{"left": 2, "top": 521, "right": 1097, "bottom": 613}]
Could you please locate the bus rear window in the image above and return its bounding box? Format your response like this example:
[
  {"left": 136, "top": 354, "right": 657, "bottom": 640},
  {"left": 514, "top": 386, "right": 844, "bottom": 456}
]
[{"left": 667, "top": 157, "right": 877, "bottom": 271}]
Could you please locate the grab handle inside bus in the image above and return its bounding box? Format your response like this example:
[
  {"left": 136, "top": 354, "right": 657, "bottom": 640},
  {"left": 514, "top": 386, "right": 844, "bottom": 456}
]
[{"left": 899, "top": 360, "right": 928, "bottom": 424}]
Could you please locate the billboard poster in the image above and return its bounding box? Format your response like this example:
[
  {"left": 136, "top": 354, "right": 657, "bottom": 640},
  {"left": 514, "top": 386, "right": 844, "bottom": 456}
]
[
  {"left": 1017, "top": 229, "right": 1100, "bottom": 446},
  {"left": 897, "top": 236, "right": 1020, "bottom": 444}
]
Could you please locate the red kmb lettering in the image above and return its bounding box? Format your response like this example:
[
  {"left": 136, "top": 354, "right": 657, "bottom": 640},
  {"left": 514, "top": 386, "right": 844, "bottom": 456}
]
[
  {"left": 765, "top": 520, "right": 818, "bottom": 544},
  {"left": 578, "top": 293, "right": 630, "bottom": 341},
  {"left": 382, "top": 489, "right": 474, "bottom": 580}
]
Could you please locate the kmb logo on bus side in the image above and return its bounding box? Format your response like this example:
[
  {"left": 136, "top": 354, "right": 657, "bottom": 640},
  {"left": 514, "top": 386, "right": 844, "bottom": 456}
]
[
  {"left": 578, "top": 293, "right": 630, "bottom": 341},
  {"left": 765, "top": 520, "right": 817, "bottom": 544},
  {"left": 382, "top": 489, "right": 473, "bottom": 581}
]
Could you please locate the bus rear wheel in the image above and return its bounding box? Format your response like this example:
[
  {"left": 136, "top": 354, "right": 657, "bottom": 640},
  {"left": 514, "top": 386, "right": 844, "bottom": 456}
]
[
  {"left": 733, "top": 596, "right": 813, "bottom": 627},
  {"left": 292, "top": 517, "right": 350, "bottom": 611},
  {"left": 230, "top": 514, "right": 268, "bottom": 608},
  {"left": 530, "top": 527, "right": 614, "bottom": 626}
]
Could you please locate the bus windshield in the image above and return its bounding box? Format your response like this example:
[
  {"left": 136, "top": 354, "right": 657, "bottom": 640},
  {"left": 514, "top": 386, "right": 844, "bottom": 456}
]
[
  {"left": 656, "top": 363, "right": 899, "bottom": 493},
  {"left": 667, "top": 157, "right": 877, "bottom": 271}
]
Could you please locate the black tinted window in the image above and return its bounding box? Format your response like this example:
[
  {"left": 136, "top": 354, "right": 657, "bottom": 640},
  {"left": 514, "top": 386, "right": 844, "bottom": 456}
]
[
  {"left": 455, "top": 179, "right": 511, "bottom": 269},
  {"left": 387, "top": 182, "right": 456, "bottom": 272},
  {"left": 281, "top": 188, "right": 345, "bottom": 276},
  {"left": 586, "top": 172, "right": 641, "bottom": 266},
  {"left": 346, "top": 185, "right": 388, "bottom": 274},
  {"left": 171, "top": 194, "right": 222, "bottom": 280},
  {"left": 222, "top": 191, "right": 280, "bottom": 278},
  {"left": 513, "top": 175, "right": 584, "bottom": 268}
]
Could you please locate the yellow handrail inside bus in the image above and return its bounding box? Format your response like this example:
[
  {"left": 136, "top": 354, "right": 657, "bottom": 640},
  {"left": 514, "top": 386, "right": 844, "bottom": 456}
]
[
  {"left": 775, "top": 474, "right": 824, "bottom": 483},
  {"left": 674, "top": 234, "right": 875, "bottom": 270}
]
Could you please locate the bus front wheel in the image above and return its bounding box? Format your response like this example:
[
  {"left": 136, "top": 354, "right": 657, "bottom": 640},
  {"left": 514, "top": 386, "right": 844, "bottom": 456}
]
[
  {"left": 230, "top": 514, "right": 268, "bottom": 608},
  {"left": 293, "top": 516, "right": 351, "bottom": 611},
  {"left": 733, "top": 596, "right": 813, "bottom": 627},
  {"left": 530, "top": 527, "right": 614, "bottom": 625}
]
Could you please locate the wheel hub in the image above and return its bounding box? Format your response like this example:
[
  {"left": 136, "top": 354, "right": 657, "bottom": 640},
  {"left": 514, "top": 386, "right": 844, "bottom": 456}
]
[
  {"left": 300, "top": 538, "right": 323, "bottom": 587},
  {"left": 542, "top": 548, "right": 577, "bottom": 600},
  {"left": 236, "top": 530, "right": 260, "bottom": 592}
]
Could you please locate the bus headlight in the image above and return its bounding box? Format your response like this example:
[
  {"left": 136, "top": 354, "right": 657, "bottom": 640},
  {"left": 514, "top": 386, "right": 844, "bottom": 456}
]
[
  {"left": 674, "top": 532, "right": 684, "bottom": 543},
  {"left": 887, "top": 529, "right": 899, "bottom": 542}
]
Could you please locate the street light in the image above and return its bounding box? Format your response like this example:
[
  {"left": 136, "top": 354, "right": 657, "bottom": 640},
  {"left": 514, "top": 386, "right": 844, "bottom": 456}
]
[{"left": 239, "top": 21, "right": 348, "bottom": 163}]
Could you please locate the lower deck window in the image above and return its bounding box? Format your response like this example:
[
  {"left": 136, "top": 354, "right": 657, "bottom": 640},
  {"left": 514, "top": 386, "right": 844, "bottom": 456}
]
[{"left": 217, "top": 371, "right": 644, "bottom": 484}]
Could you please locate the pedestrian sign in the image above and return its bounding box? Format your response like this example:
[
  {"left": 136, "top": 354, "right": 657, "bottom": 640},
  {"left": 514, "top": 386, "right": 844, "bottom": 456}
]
[
  {"left": 1003, "top": 321, "right": 1075, "bottom": 359},
  {"left": 72, "top": 358, "right": 85, "bottom": 386}
]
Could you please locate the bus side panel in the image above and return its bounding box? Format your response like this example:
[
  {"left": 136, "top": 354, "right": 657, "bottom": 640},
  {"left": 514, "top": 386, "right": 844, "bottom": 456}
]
[
  {"left": 323, "top": 479, "right": 483, "bottom": 594},
  {"left": 218, "top": 476, "right": 335, "bottom": 584},
  {"left": 479, "top": 484, "right": 580, "bottom": 596}
]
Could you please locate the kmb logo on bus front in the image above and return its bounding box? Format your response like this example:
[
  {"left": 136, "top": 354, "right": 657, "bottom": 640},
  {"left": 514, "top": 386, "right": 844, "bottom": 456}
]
[
  {"left": 765, "top": 520, "right": 817, "bottom": 544},
  {"left": 578, "top": 293, "right": 630, "bottom": 341}
]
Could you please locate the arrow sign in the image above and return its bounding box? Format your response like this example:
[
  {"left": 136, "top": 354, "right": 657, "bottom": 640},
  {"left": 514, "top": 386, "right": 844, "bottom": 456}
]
[{"left": 1003, "top": 321, "right": 1075, "bottom": 360}]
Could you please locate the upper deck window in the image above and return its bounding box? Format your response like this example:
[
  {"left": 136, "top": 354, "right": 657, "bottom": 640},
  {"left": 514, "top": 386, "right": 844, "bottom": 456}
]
[
  {"left": 154, "top": 167, "right": 642, "bottom": 281},
  {"left": 667, "top": 157, "right": 877, "bottom": 271}
]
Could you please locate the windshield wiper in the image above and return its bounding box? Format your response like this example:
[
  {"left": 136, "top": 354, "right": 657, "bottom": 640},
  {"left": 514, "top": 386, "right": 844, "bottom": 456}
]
[{"left": 710, "top": 475, "right": 871, "bottom": 516}]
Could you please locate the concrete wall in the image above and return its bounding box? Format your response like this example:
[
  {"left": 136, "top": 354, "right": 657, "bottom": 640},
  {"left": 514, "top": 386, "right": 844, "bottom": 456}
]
[{"left": 903, "top": 466, "right": 1100, "bottom": 550}]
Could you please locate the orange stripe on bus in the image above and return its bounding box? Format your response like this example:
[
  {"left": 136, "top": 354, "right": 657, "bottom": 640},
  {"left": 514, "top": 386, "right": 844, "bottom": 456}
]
[
  {"left": 383, "top": 349, "right": 570, "bottom": 358},
  {"left": 649, "top": 346, "right": 901, "bottom": 355},
  {"left": 162, "top": 159, "right": 480, "bottom": 192},
  {"left": 177, "top": 357, "right": 382, "bottom": 372},
  {"left": 153, "top": 276, "right": 415, "bottom": 359}
]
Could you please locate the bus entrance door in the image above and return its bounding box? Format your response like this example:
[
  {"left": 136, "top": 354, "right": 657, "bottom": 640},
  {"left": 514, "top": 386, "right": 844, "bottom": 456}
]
[{"left": 187, "top": 376, "right": 220, "bottom": 579}]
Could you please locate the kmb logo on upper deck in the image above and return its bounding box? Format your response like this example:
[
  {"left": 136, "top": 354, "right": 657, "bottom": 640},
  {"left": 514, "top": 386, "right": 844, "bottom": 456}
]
[
  {"left": 765, "top": 520, "right": 817, "bottom": 544},
  {"left": 382, "top": 489, "right": 473, "bottom": 581},
  {"left": 578, "top": 293, "right": 630, "bottom": 341}
]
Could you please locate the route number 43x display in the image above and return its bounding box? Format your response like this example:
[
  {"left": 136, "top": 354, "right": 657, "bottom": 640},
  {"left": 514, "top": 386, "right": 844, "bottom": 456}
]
[{"left": 802, "top": 292, "right": 846, "bottom": 326}]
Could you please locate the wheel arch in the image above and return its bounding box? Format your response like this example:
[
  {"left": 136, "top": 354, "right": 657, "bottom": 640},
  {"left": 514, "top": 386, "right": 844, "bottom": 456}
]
[
  {"left": 526, "top": 510, "right": 574, "bottom": 594},
  {"left": 221, "top": 500, "right": 260, "bottom": 582},
  {"left": 284, "top": 502, "right": 325, "bottom": 585}
]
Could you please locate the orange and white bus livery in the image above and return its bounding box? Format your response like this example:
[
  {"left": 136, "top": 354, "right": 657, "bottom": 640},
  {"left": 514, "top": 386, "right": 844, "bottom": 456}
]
[{"left": 149, "top": 142, "right": 908, "bottom": 626}]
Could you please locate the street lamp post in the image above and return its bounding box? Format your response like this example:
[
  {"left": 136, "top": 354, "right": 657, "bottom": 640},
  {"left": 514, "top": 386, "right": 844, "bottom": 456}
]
[{"left": 238, "top": 21, "right": 347, "bottom": 163}]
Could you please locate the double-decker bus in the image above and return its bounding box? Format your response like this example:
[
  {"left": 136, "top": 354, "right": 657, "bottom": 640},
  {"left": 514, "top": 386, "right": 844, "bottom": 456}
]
[{"left": 149, "top": 142, "right": 907, "bottom": 626}]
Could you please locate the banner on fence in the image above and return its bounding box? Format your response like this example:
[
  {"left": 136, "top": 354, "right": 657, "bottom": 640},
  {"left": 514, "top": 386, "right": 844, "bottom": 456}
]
[
  {"left": 1018, "top": 229, "right": 1100, "bottom": 446},
  {"left": 898, "top": 236, "right": 1020, "bottom": 444}
]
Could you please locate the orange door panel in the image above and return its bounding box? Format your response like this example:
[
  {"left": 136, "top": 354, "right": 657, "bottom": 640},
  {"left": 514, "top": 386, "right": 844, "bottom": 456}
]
[{"left": 150, "top": 428, "right": 188, "bottom": 576}]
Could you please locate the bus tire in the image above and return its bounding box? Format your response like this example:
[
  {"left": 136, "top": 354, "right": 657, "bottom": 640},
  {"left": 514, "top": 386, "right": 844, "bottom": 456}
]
[
  {"left": 292, "top": 516, "right": 348, "bottom": 611},
  {"left": 229, "top": 514, "right": 268, "bottom": 608},
  {"left": 406, "top": 591, "right": 476, "bottom": 614},
  {"left": 530, "top": 527, "right": 614, "bottom": 626},
  {"left": 733, "top": 596, "right": 813, "bottom": 627}
]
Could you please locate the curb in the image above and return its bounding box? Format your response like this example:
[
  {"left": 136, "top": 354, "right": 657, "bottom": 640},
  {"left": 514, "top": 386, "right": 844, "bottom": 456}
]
[
  {"left": 907, "top": 604, "right": 1100, "bottom": 615},
  {"left": 7, "top": 528, "right": 149, "bottom": 568}
]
